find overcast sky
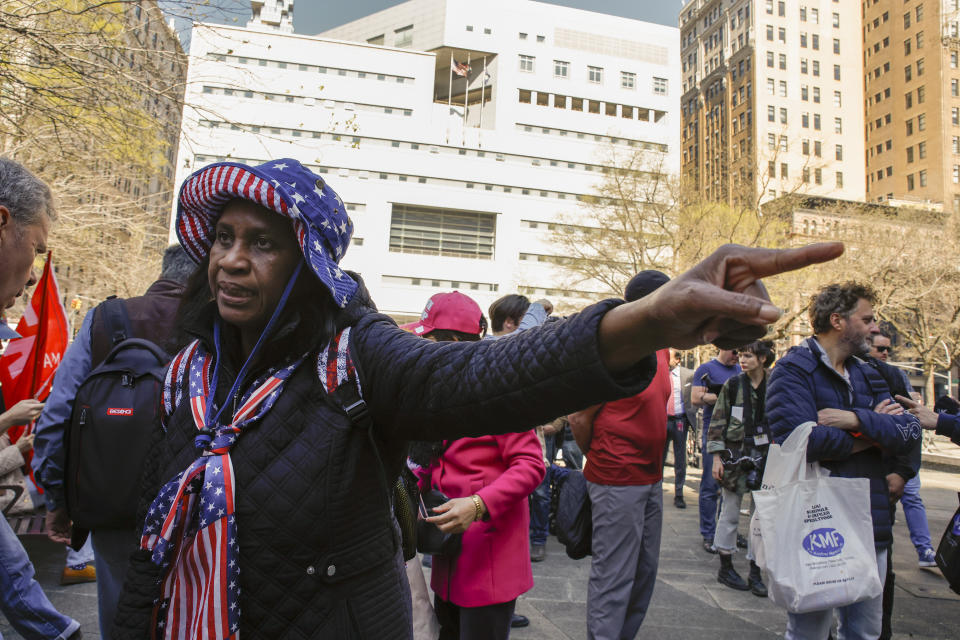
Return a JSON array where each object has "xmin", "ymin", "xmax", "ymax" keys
[{"xmin": 296, "ymin": 1, "xmax": 683, "ymax": 33}]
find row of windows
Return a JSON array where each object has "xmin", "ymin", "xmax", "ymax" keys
[
  {"xmin": 382, "ymin": 275, "xmax": 499, "ymax": 292},
  {"xmin": 767, "ymin": 162, "xmax": 843, "ymax": 188},
  {"xmin": 516, "ymin": 124, "xmax": 669, "ymax": 153},
  {"xmin": 199, "ymin": 119, "xmax": 620, "ymax": 174},
  {"xmin": 517, "ymin": 89, "xmax": 668, "ymax": 124},
  {"xmin": 389, "ymin": 203, "xmax": 495, "ymax": 260},
  {"xmin": 517, "ymin": 55, "xmax": 668, "ymax": 95},
  {"xmin": 205, "ymin": 52, "xmax": 415, "ymax": 84},
  {"xmin": 765, "ymin": 79, "xmax": 843, "ymax": 107},
  {"xmin": 200, "ymin": 85, "xmax": 412, "ymax": 116}
]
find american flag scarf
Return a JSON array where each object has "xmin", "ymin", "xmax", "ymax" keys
[{"xmin": 140, "ymin": 337, "xmax": 304, "ymax": 640}]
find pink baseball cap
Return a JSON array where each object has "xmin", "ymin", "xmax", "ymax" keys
[{"xmin": 401, "ymin": 291, "xmax": 484, "ymax": 336}]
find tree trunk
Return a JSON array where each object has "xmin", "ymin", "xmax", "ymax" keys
[{"xmin": 924, "ymin": 365, "xmax": 936, "ymax": 406}]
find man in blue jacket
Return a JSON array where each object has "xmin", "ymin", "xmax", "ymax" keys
[{"xmin": 766, "ymin": 282, "xmax": 921, "ymax": 640}]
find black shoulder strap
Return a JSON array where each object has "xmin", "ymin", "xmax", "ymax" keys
[
  {"xmin": 861, "ymin": 359, "xmax": 893, "ymax": 397},
  {"xmin": 99, "ymin": 297, "xmax": 133, "ymax": 347}
]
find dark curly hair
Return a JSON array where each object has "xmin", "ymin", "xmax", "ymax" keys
[{"xmin": 809, "ymin": 282, "xmax": 877, "ymax": 335}]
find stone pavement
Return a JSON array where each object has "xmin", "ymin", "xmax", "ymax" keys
[{"xmin": 3, "ymin": 465, "xmax": 959, "ymax": 639}]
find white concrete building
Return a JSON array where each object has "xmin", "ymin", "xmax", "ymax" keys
[{"xmin": 173, "ymin": 0, "xmax": 680, "ymax": 319}]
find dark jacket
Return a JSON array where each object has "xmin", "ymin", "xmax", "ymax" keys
[
  {"xmin": 935, "ymin": 414, "xmax": 960, "ymax": 446},
  {"xmin": 864, "ymin": 356, "xmax": 922, "ymax": 482},
  {"xmin": 112, "ymin": 282, "xmax": 654, "ymax": 639},
  {"xmin": 766, "ymin": 338, "xmax": 921, "ymax": 549},
  {"xmin": 90, "ymin": 279, "xmax": 183, "ymax": 362}
]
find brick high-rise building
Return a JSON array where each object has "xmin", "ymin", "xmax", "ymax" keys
[
  {"xmin": 863, "ymin": 0, "xmax": 960, "ymax": 212},
  {"xmin": 679, "ymin": 0, "xmax": 865, "ymax": 208}
]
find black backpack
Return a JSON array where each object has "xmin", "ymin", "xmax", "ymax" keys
[
  {"xmin": 64, "ymin": 298, "xmax": 170, "ymax": 533},
  {"xmin": 555, "ymin": 469, "xmax": 592, "ymax": 559}
]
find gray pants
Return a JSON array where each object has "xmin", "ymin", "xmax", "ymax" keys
[
  {"xmin": 586, "ymin": 481, "xmax": 662, "ymax": 640},
  {"xmin": 90, "ymin": 529, "xmax": 137, "ymax": 640},
  {"xmin": 715, "ymin": 488, "xmax": 753, "ymax": 559}
]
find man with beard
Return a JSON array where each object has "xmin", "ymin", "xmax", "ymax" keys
[{"xmin": 766, "ymin": 283, "xmax": 921, "ymax": 640}]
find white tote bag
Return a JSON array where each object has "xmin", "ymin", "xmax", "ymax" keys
[
  {"xmin": 405, "ymin": 559, "xmax": 440, "ymax": 640},
  {"xmin": 752, "ymin": 422, "xmax": 882, "ymax": 614}
]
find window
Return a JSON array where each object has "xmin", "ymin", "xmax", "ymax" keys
[
  {"xmin": 767, "ymin": 133, "xmax": 777, "ymax": 150},
  {"xmin": 836, "ymin": 172, "xmax": 843, "ymax": 188},
  {"xmin": 389, "ymin": 204, "xmax": 495, "ymax": 259},
  {"xmin": 918, "ymin": 113, "xmax": 926, "ymax": 131},
  {"xmin": 835, "ymin": 144, "xmax": 843, "ymax": 161},
  {"xmin": 919, "ymin": 170, "xmax": 928, "ymax": 187},
  {"xmin": 767, "ymin": 52, "xmax": 775, "ymax": 67},
  {"xmin": 779, "ymin": 54, "xmax": 787, "ymax": 70},
  {"xmin": 906, "ymin": 92, "xmax": 913, "ymax": 109},
  {"xmin": 767, "ymin": 78, "xmax": 775, "ymax": 95},
  {"xmin": 917, "ymin": 58, "xmax": 925, "ymax": 76},
  {"xmin": 906, "ymin": 118, "xmax": 914, "ymax": 135},
  {"xmin": 519, "ymin": 32, "xmax": 528, "ymax": 40},
  {"xmin": 588, "ymin": 66, "xmax": 603, "ymax": 83},
  {"xmin": 801, "ymin": 33, "xmax": 807, "ymax": 48},
  {"xmin": 801, "ymin": 58, "xmax": 808, "ymax": 74},
  {"xmin": 765, "ymin": 0, "xmax": 773, "ymax": 14},
  {"xmin": 832, "ymin": 12, "xmax": 839, "ymax": 28},
  {"xmin": 537, "ymin": 35, "xmax": 545, "ymax": 42},
  {"xmin": 621, "ymin": 71, "xmax": 636, "ymax": 89},
  {"xmin": 833, "ymin": 90, "xmax": 841, "ymax": 107},
  {"xmin": 801, "ymin": 85, "xmax": 809, "ymax": 101},
  {"xmin": 904, "ymin": 12, "xmax": 911, "ymax": 29},
  {"xmin": 394, "ymin": 25, "xmax": 413, "ymax": 47},
  {"xmin": 953, "ymin": 137, "xmax": 960, "ymax": 154},
  {"xmin": 803, "ymin": 167, "xmax": 811, "ymax": 183},
  {"xmin": 833, "ymin": 65, "xmax": 840, "ymax": 81},
  {"xmin": 802, "ymin": 139, "xmax": 810, "ymax": 155},
  {"xmin": 908, "ymin": 174, "xmax": 915, "ymax": 190},
  {"xmin": 916, "ymin": 31, "xmax": 924, "ymax": 48},
  {"xmin": 768, "ymin": 161, "xmax": 776, "ymax": 178},
  {"xmin": 801, "ymin": 112, "xmax": 809, "ymax": 127},
  {"xmin": 554, "ymin": 60, "xmax": 569, "ymax": 78},
  {"xmin": 905, "ymin": 65, "xmax": 912, "ymax": 82},
  {"xmin": 778, "ymin": 1, "xmax": 785, "ymax": 16},
  {"xmin": 834, "ymin": 117, "xmax": 842, "ymax": 133},
  {"xmin": 813, "ymin": 34, "xmax": 820, "ymax": 50},
  {"xmin": 811, "ymin": 8, "xmax": 818, "ymax": 23},
  {"xmin": 918, "ymin": 86, "xmax": 925, "ymax": 103},
  {"xmin": 781, "ymin": 163, "xmax": 788, "ymax": 178},
  {"xmin": 953, "ymin": 52, "xmax": 958, "ymax": 69},
  {"xmin": 919, "ymin": 140, "xmax": 927, "ymax": 158},
  {"xmin": 954, "ymin": 107, "xmax": 960, "ymax": 126},
  {"xmin": 465, "ymin": 25, "xmax": 473, "ymax": 31},
  {"xmin": 815, "ymin": 168, "xmax": 822, "ymax": 185},
  {"xmin": 814, "ymin": 140, "xmax": 822, "ymax": 157},
  {"xmin": 519, "ymin": 89, "xmax": 532, "ymax": 103},
  {"xmin": 519, "ymin": 55, "xmax": 535, "ymax": 72},
  {"xmin": 953, "ymin": 79, "xmax": 958, "ymax": 97},
  {"xmin": 916, "ymin": 5, "xmax": 924, "ymax": 21},
  {"xmin": 830, "ymin": 38, "xmax": 837, "ymax": 54},
  {"xmin": 814, "ymin": 113, "xmax": 821, "ymax": 130},
  {"xmin": 653, "ymin": 77, "xmax": 668, "ymax": 95},
  {"xmin": 813, "ymin": 61, "xmax": 820, "ymax": 76},
  {"xmin": 778, "ymin": 27, "xmax": 786, "ymax": 43},
  {"xmin": 904, "ymin": 39, "xmax": 912, "ymax": 55},
  {"xmin": 768, "ymin": 105, "xmax": 776, "ymax": 122},
  {"xmin": 766, "ymin": 25, "xmax": 774, "ymax": 40},
  {"xmin": 907, "ymin": 146, "xmax": 915, "ymax": 163},
  {"xmin": 779, "ymin": 80, "xmax": 787, "ymax": 97},
  {"xmin": 779, "ymin": 135, "xmax": 788, "ymax": 151},
  {"xmin": 954, "ymin": 166, "xmax": 960, "ymax": 184}
]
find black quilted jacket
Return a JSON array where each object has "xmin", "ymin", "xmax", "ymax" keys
[{"xmin": 112, "ymin": 284, "xmax": 655, "ymax": 639}]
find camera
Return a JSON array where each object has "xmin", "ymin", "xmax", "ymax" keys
[{"xmin": 720, "ymin": 447, "xmax": 765, "ymax": 491}]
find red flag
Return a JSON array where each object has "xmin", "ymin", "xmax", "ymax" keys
[{"xmin": 0, "ymin": 252, "xmax": 68, "ymax": 444}]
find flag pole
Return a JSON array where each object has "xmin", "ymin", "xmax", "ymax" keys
[
  {"xmin": 463, "ymin": 51, "xmax": 471, "ymax": 140},
  {"xmin": 479, "ymin": 56, "xmax": 487, "ymax": 132},
  {"xmin": 447, "ymin": 51, "xmax": 454, "ymax": 143},
  {"xmin": 29, "ymin": 253, "xmax": 51, "ymax": 403}
]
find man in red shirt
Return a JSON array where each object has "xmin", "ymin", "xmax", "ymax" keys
[{"xmin": 569, "ymin": 271, "xmax": 671, "ymax": 640}]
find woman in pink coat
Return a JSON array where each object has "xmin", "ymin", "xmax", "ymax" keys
[{"xmin": 403, "ymin": 291, "xmax": 546, "ymax": 640}]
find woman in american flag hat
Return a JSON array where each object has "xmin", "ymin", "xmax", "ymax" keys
[{"xmin": 111, "ymin": 158, "xmax": 840, "ymax": 639}]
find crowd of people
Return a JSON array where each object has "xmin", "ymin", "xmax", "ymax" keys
[{"xmin": 0, "ymin": 154, "xmax": 957, "ymax": 640}]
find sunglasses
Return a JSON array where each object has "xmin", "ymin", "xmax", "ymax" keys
[{"xmin": 875, "ymin": 345, "xmax": 891, "ymax": 353}]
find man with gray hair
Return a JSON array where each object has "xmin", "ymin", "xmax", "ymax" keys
[
  {"xmin": 0, "ymin": 158, "xmax": 82, "ymax": 638},
  {"xmin": 32, "ymin": 245, "xmax": 194, "ymax": 639},
  {"xmin": 0, "ymin": 157, "xmax": 56, "ymax": 311}
]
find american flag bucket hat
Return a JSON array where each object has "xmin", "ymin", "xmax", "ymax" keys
[{"xmin": 176, "ymin": 158, "xmax": 358, "ymax": 308}]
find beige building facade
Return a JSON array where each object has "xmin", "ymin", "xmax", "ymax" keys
[
  {"xmin": 680, "ymin": 0, "xmax": 865, "ymax": 208},
  {"xmin": 863, "ymin": 0, "xmax": 960, "ymax": 212}
]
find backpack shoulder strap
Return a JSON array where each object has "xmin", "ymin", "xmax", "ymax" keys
[
  {"xmin": 98, "ymin": 297, "xmax": 133, "ymax": 347},
  {"xmin": 860, "ymin": 359, "xmax": 892, "ymax": 397},
  {"xmin": 317, "ymin": 327, "xmax": 371, "ymax": 428}
]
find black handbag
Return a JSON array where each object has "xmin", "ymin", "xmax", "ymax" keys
[
  {"xmin": 935, "ymin": 492, "xmax": 960, "ymax": 595},
  {"xmin": 415, "ymin": 490, "xmax": 462, "ymax": 557}
]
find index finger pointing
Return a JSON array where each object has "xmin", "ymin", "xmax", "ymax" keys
[{"xmin": 737, "ymin": 242, "xmax": 845, "ymax": 280}]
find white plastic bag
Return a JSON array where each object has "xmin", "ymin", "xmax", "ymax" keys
[
  {"xmin": 752, "ymin": 422, "xmax": 882, "ymax": 613},
  {"xmin": 405, "ymin": 558, "xmax": 440, "ymax": 640}
]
